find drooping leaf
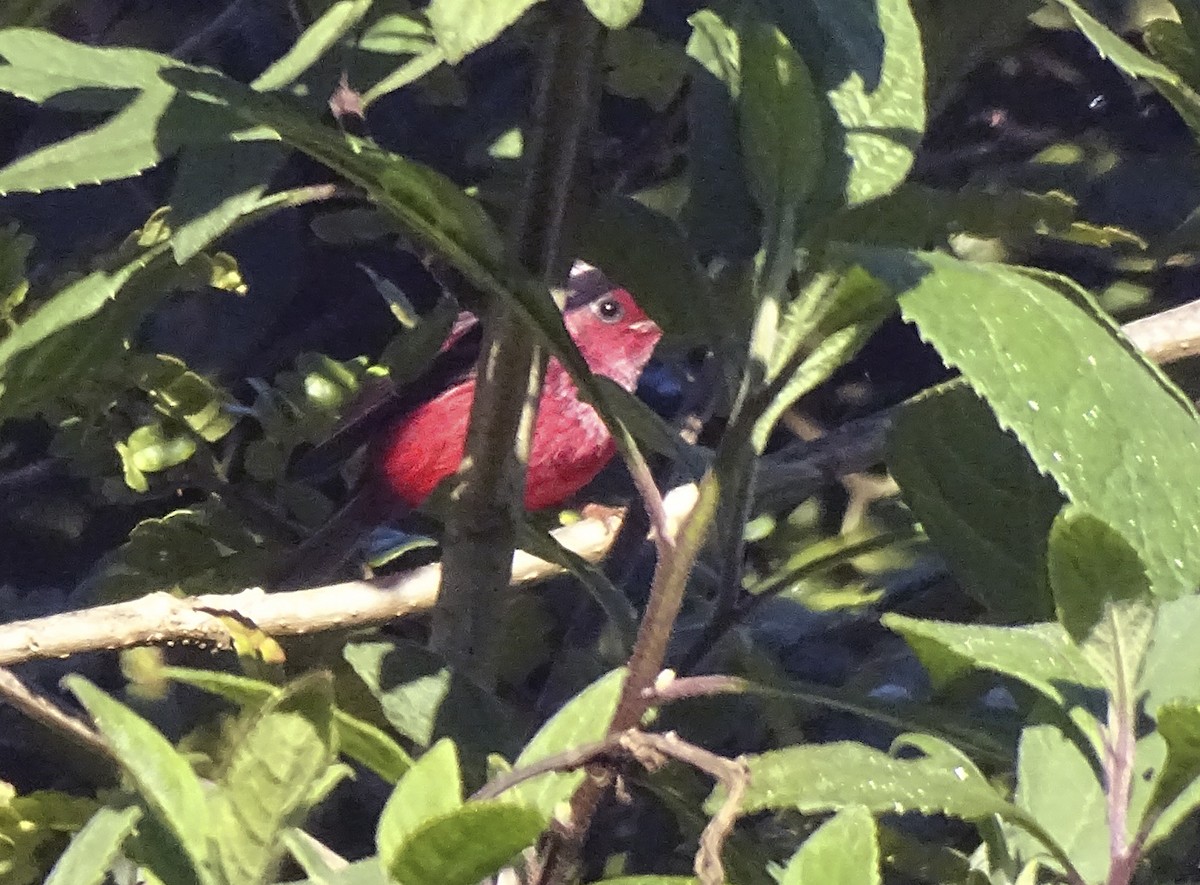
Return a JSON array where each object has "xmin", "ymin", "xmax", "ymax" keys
[
  {"xmin": 210, "ymin": 673, "xmax": 338, "ymax": 885},
  {"xmin": 873, "ymin": 249, "xmax": 1200, "ymax": 600},
  {"xmin": 888, "ymin": 384, "xmax": 1063, "ymax": 621},
  {"xmin": 708, "ymin": 733, "xmax": 1065, "ymax": 862},
  {"xmin": 377, "ymin": 739, "xmax": 462, "ymax": 869},
  {"xmin": 882, "ymin": 614, "xmax": 1104, "ymax": 704},
  {"xmin": 386, "ymin": 801, "xmax": 547, "ymax": 885},
  {"xmin": 780, "ymin": 805, "xmax": 879, "ymax": 885},
  {"xmin": 65, "ymin": 677, "xmax": 210, "ymax": 879},
  {"xmin": 43, "ymin": 805, "xmax": 142, "ymax": 885}
]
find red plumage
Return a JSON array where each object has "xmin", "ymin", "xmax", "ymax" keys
[{"xmin": 376, "ymin": 272, "xmax": 661, "ymax": 510}]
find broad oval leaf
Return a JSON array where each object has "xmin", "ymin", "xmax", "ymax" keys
[
  {"xmin": 780, "ymin": 805, "xmax": 879, "ymax": 885},
  {"xmin": 506, "ymin": 668, "xmax": 625, "ymax": 815},
  {"xmin": 874, "ymin": 249, "xmax": 1200, "ymax": 600},
  {"xmin": 387, "ymin": 801, "xmax": 548, "ymax": 885},
  {"xmin": 377, "ymin": 739, "xmax": 463, "ymax": 870},
  {"xmin": 427, "ymin": 0, "xmax": 541, "ymax": 64}
]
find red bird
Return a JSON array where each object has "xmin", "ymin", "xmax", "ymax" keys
[{"xmin": 376, "ymin": 263, "xmax": 662, "ymax": 510}]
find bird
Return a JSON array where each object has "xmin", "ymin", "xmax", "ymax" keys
[{"xmin": 275, "ymin": 262, "xmax": 662, "ymax": 584}]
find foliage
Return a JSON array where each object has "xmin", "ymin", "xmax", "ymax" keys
[{"xmin": 5, "ymin": 0, "xmax": 1200, "ymax": 883}]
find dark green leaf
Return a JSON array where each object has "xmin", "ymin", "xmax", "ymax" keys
[
  {"xmin": 888, "ymin": 384, "xmax": 1062, "ymax": 621},
  {"xmin": 343, "ymin": 640, "xmax": 521, "ymax": 775},
  {"xmin": 738, "ymin": 20, "xmax": 823, "ymax": 221},
  {"xmin": 877, "ymin": 249, "xmax": 1200, "ymax": 600}
]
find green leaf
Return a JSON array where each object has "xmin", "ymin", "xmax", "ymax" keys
[
  {"xmin": 737, "ymin": 20, "xmax": 823, "ymax": 221},
  {"xmin": 426, "ymin": 0, "xmax": 541, "ymax": 64},
  {"xmin": 1048, "ymin": 508, "xmax": 1152, "ymax": 644},
  {"xmin": 132, "ymin": 354, "xmax": 238, "ymax": 444},
  {"xmin": 44, "ymin": 805, "xmax": 142, "ymax": 885},
  {"xmin": 1141, "ymin": 596, "xmax": 1200, "ymax": 714},
  {"xmin": 506, "ymin": 668, "xmax": 625, "ymax": 816},
  {"xmin": 877, "ymin": 249, "xmax": 1200, "ymax": 600},
  {"xmin": 1047, "ymin": 0, "xmax": 1200, "ymax": 137},
  {"xmin": 752, "ymin": 265, "xmax": 893, "ymax": 449},
  {"xmin": 343, "ymin": 640, "xmax": 521, "ymax": 775},
  {"xmin": 1149, "ymin": 702, "xmax": 1200, "ymax": 821},
  {"xmin": 574, "ymin": 195, "xmax": 713, "ymax": 342},
  {"xmin": 710, "ymin": 734, "xmax": 1058, "ymax": 852},
  {"xmin": 386, "ymin": 801, "xmax": 547, "ymax": 885},
  {"xmin": 65, "ymin": 677, "xmax": 210, "ymax": 879},
  {"xmin": 161, "ymin": 666, "xmax": 413, "ymax": 782},
  {"xmin": 603, "ymin": 27, "xmax": 687, "ymax": 111},
  {"xmin": 591, "ymin": 879, "xmax": 696, "ymax": 885},
  {"xmin": 210, "ymin": 673, "xmax": 338, "ymax": 885},
  {"xmin": 167, "ymin": 141, "xmax": 287, "ymax": 263},
  {"xmin": 583, "ymin": 0, "xmax": 642, "ymax": 29},
  {"xmin": 377, "ymin": 739, "xmax": 462, "ymax": 869},
  {"xmin": 513, "ymin": 517, "xmax": 638, "ymax": 650},
  {"xmin": 888, "ymin": 384, "xmax": 1062, "ymax": 620},
  {"xmin": 0, "ymin": 786, "xmax": 100, "ymax": 885},
  {"xmin": 0, "ymin": 29, "xmax": 258, "ymax": 194},
  {"xmin": 780, "ymin": 805, "xmax": 879, "ymax": 885},
  {"xmin": 118, "ymin": 423, "xmax": 197, "ymax": 488},
  {"xmin": 882, "ymin": 614, "xmax": 1104, "ymax": 703},
  {"xmin": 1010, "ymin": 724, "xmax": 1108, "ymax": 883},
  {"xmin": 767, "ymin": 0, "xmax": 925, "ymax": 206},
  {"xmin": 253, "ymin": 0, "xmax": 375, "ymax": 91}
]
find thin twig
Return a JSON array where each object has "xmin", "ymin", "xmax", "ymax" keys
[
  {"xmin": 475, "ymin": 729, "xmax": 748, "ymax": 885},
  {"xmin": 0, "ymin": 667, "xmax": 113, "ymax": 762}
]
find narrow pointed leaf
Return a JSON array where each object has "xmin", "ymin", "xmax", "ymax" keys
[
  {"xmin": 161, "ymin": 665, "xmax": 413, "ymax": 782},
  {"xmin": 65, "ymin": 677, "xmax": 209, "ymax": 875},
  {"xmin": 253, "ymin": 0, "xmax": 375, "ymax": 91},
  {"xmin": 44, "ymin": 805, "xmax": 142, "ymax": 885}
]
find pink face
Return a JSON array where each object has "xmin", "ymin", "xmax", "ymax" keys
[{"xmin": 563, "ymin": 285, "xmax": 662, "ymax": 391}]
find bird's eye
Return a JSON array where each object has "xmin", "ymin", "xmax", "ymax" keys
[{"xmin": 595, "ymin": 297, "xmax": 624, "ymax": 323}]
